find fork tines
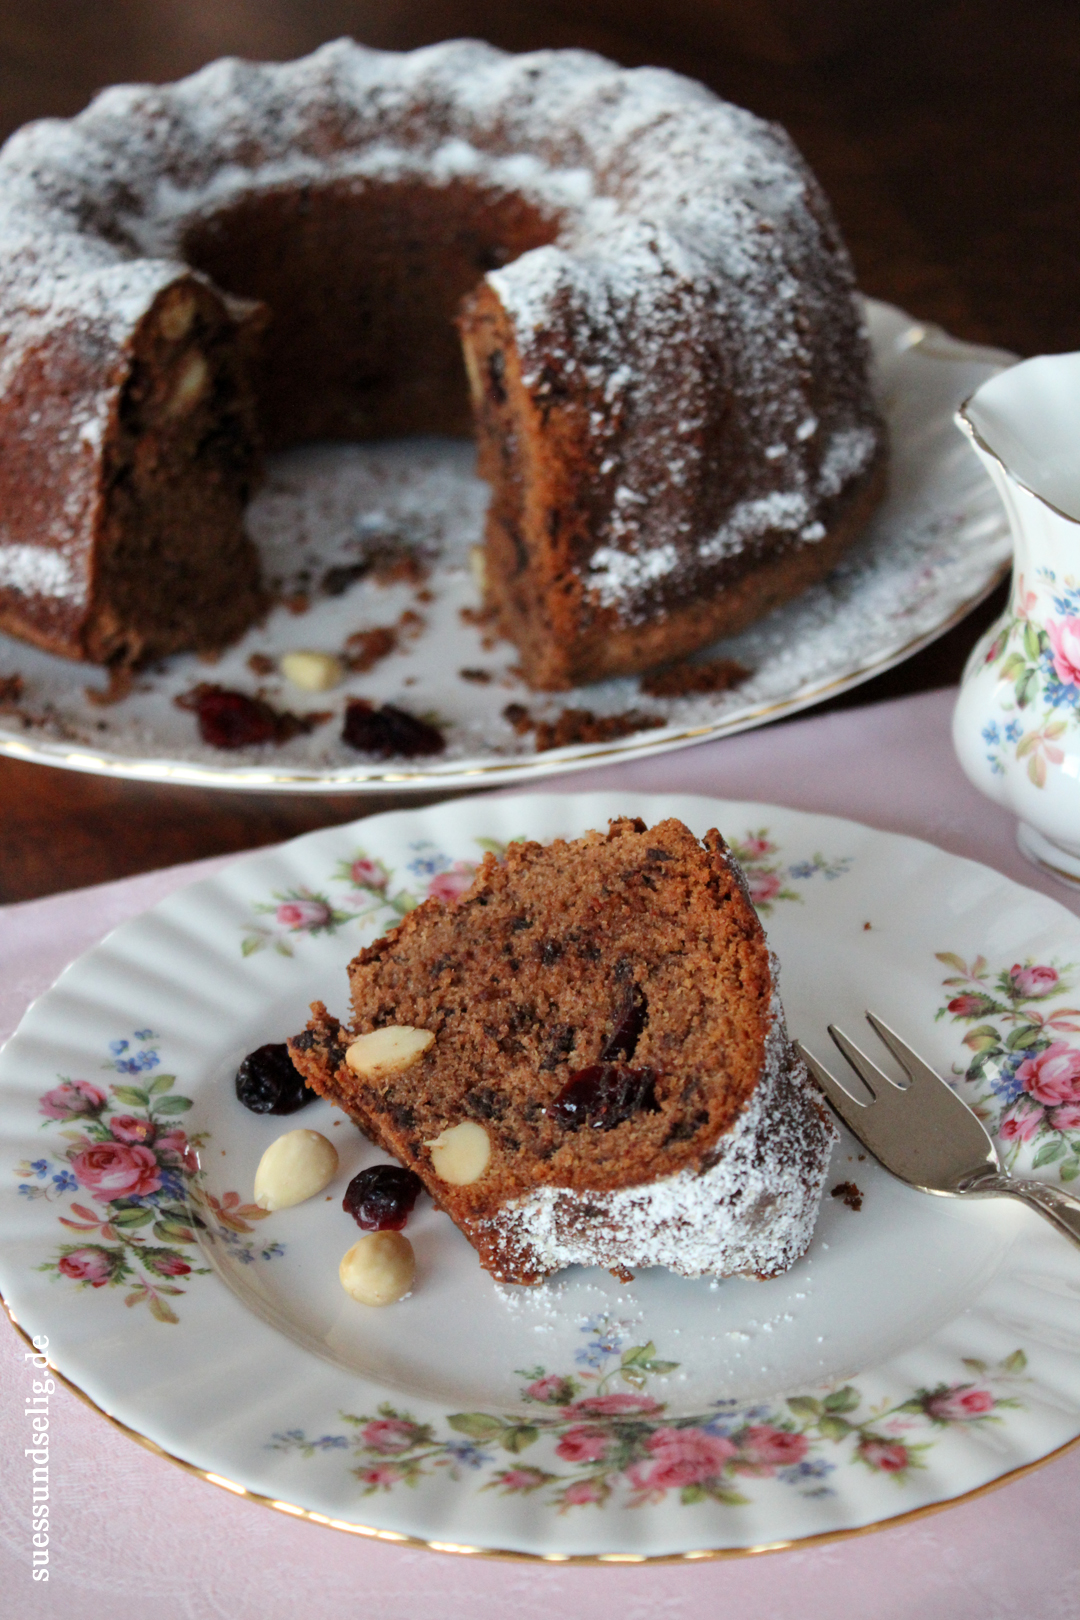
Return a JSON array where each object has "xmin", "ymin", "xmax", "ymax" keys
[{"xmin": 795, "ymin": 1010, "xmax": 935, "ymax": 1129}]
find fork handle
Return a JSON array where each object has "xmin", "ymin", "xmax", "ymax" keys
[{"xmin": 970, "ymin": 1173, "xmax": 1080, "ymax": 1251}]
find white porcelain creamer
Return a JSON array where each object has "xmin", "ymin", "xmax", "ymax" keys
[{"xmin": 953, "ymin": 353, "xmax": 1080, "ymax": 886}]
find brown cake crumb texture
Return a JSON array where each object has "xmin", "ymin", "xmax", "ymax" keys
[
  {"xmin": 0, "ymin": 673, "xmax": 25, "ymax": 710},
  {"xmin": 503, "ymin": 703, "xmax": 665, "ymax": 751},
  {"xmin": 640, "ymin": 658, "xmax": 750, "ymax": 699},
  {"xmin": 289, "ymin": 815, "xmax": 835, "ymax": 1283}
]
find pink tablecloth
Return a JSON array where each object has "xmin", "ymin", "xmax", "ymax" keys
[{"xmin": 3, "ymin": 686, "xmax": 1079, "ymax": 1620}]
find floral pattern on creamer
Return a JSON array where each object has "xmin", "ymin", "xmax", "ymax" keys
[
  {"xmin": 936, "ymin": 953, "xmax": 1080, "ymax": 1181},
  {"xmin": 14, "ymin": 1029, "xmax": 282, "ymax": 1324},
  {"xmin": 239, "ymin": 829, "xmax": 853, "ymax": 951},
  {"xmin": 980, "ymin": 571, "xmax": 1080, "ymax": 785},
  {"xmin": 268, "ymin": 1315, "xmax": 1026, "ymax": 1512}
]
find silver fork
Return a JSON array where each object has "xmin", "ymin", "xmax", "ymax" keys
[{"xmin": 796, "ymin": 1011, "xmax": 1080, "ymax": 1251}]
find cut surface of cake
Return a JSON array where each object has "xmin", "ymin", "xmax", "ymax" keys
[
  {"xmin": 288, "ymin": 815, "xmax": 837, "ymax": 1283},
  {"xmin": 0, "ymin": 39, "xmax": 883, "ymax": 682}
]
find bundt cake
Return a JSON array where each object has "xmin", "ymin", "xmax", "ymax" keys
[
  {"xmin": 288, "ymin": 816, "xmax": 837, "ymax": 1283},
  {"xmin": 0, "ymin": 39, "xmax": 884, "ymax": 684}
]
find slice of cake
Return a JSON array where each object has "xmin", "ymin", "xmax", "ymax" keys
[{"xmin": 288, "ymin": 816, "xmax": 836, "ymax": 1283}]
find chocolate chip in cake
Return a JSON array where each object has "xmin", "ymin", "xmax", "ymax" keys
[
  {"xmin": 539, "ymin": 1023, "xmax": 577, "ymax": 1071},
  {"xmin": 464, "ymin": 1085, "xmax": 507, "ymax": 1120}
]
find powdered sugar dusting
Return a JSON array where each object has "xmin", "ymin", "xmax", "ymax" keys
[
  {"xmin": 485, "ymin": 973, "xmax": 838, "ymax": 1282},
  {"xmin": 0, "ymin": 36, "xmax": 881, "ymax": 634},
  {"xmin": 0, "ymin": 302, "xmax": 1011, "ymax": 778},
  {"xmin": 0, "ymin": 543, "xmax": 80, "ymax": 599}
]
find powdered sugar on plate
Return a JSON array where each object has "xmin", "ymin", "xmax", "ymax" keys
[{"xmin": 0, "ymin": 299, "xmax": 1011, "ymax": 789}]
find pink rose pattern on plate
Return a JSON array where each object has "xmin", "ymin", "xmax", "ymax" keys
[
  {"xmin": 14, "ymin": 1030, "xmax": 284, "ymax": 1324},
  {"xmin": 726, "ymin": 831, "xmax": 852, "ymax": 915},
  {"xmin": 269, "ymin": 1316, "xmax": 1027, "ymax": 1513},
  {"xmin": 979, "ymin": 571, "xmax": 1080, "ymax": 787},
  {"xmin": 238, "ymin": 837, "xmax": 509, "ymax": 956},
  {"xmin": 240, "ymin": 828, "xmax": 853, "ymax": 954},
  {"xmin": 936, "ymin": 952, "xmax": 1080, "ymax": 1181}
]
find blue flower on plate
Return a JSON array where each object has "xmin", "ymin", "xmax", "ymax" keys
[{"xmin": 445, "ymin": 1440, "xmax": 493, "ymax": 1469}]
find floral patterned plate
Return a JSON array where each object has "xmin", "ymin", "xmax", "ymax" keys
[
  {"xmin": 2, "ymin": 792, "xmax": 1080, "ymax": 1562},
  {"xmin": 0, "ymin": 300, "xmax": 1013, "ymax": 792}
]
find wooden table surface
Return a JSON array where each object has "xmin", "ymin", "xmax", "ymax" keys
[{"xmin": 2, "ymin": 0, "xmax": 1075, "ymax": 904}]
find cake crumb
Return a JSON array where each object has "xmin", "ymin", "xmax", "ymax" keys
[
  {"xmin": 85, "ymin": 665, "xmax": 134, "ymax": 707},
  {"xmin": 537, "ymin": 708, "xmax": 665, "ymax": 751},
  {"xmin": 321, "ymin": 561, "xmax": 370, "ymax": 598},
  {"xmin": 0, "ymin": 673, "xmax": 25, "ymax": 710},
  {"xmin": 460, "ymin": 602, "xmax": 503, "ymax": 650},
  {"xmin": 503, "ymin": 703, "xmax": 665, "ymax": 749},
  {"xmin": 373, "ymin": 551, "xmax": 427, "ymax": 587},
  {"xmin": 502, "ymin": 702, "xmax": 533, "ymax": 735},
  {"xmin": 247, "ymin": 652, "xmax": 276, "ymax": 676},
  {"xmin": 830, "ymin": 1181, "xmax": 863, "ymax": 1212},
  {"xmin": 640, "ymin": 658, "xmax": 750, "ymax": 698},
  {"xmin": 460, "ymin": 667, "xmax": 492, "ymax": 684},
  {"xmin": 344, "ymin": 625, "xmax": 397, "ymax": 673}
]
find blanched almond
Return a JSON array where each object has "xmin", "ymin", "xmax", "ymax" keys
[
  {"xmin": 468, "ymin": 544, "xmax": 487, "ymax": 595},
  {"xmin": 425, "ymin": 1120, "xmax": 491, "ymax": 1186},
  {"xmin": 345, "ymin": 1026, "xmax": 434, "ymax": 1080},
  {"xmin": 462, "ymin": 342, "xmax": 483, "ymax": 409},
  {"xmin": 340, "ymin": 1232, "xmax": 415, "ymax": 1305},
  {"xmin": 280, "ymin": 650, "xmax": 344, "ymax": 692},
  {"xmin": 158, "ymin": 287, "xmax": 198, "ymax": 343},
  {"xmin": 166, "ymin": 350, "xmax": 209, "ymax": 415},
  {"xmin": 254, "ymin": 1129, "xmax": 338, "ymax": 1211}
]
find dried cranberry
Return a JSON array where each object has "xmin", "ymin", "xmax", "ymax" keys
[
  {"xmin": 176, "ymin": 684, "xmax": 330, "ymax": 749},
  {"xmin": 343, "ymin": 1165, "xmax": 424, "ymax": 1230},
  {"xmin": 182, "ymin": 686, "xmax": 279, "ymax": 749},
  {"xmin": 600, "ymin": 984, "xmax": 647, "ymax": 1063},
  {"xmin": 549, "ymin": 1063, "xmax": 660, "ymax": 1131},
  {"xmin": 235, "ymin": 1043, "xmax": 314, "ymax": 1114},
  {"xmin": 342, "ymin": 700, "xmax": 446, "ymax": 759}
]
